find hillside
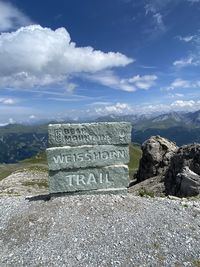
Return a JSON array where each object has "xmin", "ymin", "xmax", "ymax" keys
[
  {"xmin": 0, "ymin": 124, "xmax": 48, "ymax": 163},
  {"xmin": 0, "ymin": 152, "xmax": 48, "ymax": 182}
]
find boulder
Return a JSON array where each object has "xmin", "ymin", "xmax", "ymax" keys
[
  {"xmin": 136, "ymin": 136, "xmax": 178, "ymax": 182},
  {"xmin": 165, "ymin": 144, "xmax": 200, "ymax": 197}
]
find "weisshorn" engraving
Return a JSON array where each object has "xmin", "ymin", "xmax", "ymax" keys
[{"xmin": 53, "ymin": 149, "xmax": 126, "ymax": 164}]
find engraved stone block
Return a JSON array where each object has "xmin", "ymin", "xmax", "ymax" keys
[
  {"xmin": 48, "ymin": 165, "xmax": 129, "ymax": 193},
  {"xmin": 48, "ymin": 122, "xmax": 132, "ymax": 147},
  {"xmin": 46, "ymin": 145, "xmax": 129, "ymax": 171}
]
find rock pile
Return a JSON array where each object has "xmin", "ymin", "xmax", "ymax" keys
[
  {"xmin": 136, "ymin": 136, "xmax": 178, "ymax": 182},
  {"xmin": 46, "ymin": 122, "xmax": 132, "ymax": 195},
  {"xmin": 165, "ymin": 144, "xmax": 200, "ymax": 197},
  {"xmin": 134, "ymin": 136, "xmax": 200, "ymax": 197}
]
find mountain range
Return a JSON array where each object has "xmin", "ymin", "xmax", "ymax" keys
[{"xmin": 1, "ymin": 110, "xmax": 200, "ymax": 163}]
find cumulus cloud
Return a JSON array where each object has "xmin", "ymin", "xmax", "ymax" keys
[
  {"xmin": 94, "ymin": 102, "xmax": 132, "ymax": 115},
  {"xmin": 85, "ymin": 71, "xmax": 157, "ymax": 92},
  {"xmin": 90, "ymin": 99, "xmax": 200, "ymax": 117},
  {"xmin": 0, "ymin": 1, "xmax": 32, "ymax": 31},
  {"xmin": 0, "ymin": 25, "xmax": 133, "ymax": 89},
  {"xmin": 128, "ymin": 74, "xmax": 157, "ymax": 90},
  {"xmin": 170, "ymin": 100, "xmax": 196, "ymax": 108}
]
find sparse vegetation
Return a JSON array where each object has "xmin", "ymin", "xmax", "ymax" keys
[
  {"xmin": 128, "ymin": 143, "xmax": 142, "ymax": 178},
  {"xmin": 22, "ymin": 179, "xmax": 48, "ymax": 188},
  {"xmin": 193, "ymin": 259, "xmax": 200, "ymax": 267},
  {"xmin": 138, "ymin": 188, "xmax": 155, "ymax": 198}
]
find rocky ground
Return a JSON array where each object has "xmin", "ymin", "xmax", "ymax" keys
[
  {"xmin": 0, "ymin": 193, "xmax": 200, "ymax": 267},
  {"xmin": 0, "ymin": 170, "xmax": 48, "ymax": 196},
  {"xmin": 1, "ymin": 135, "xmax": 200, "ymax": 266}
]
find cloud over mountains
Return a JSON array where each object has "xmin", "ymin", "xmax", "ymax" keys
[{"xmin": 0, "ymin": 25, "xmax": 133, "ymax": 89}]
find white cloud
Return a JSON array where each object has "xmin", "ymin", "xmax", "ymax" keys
[
  {"xmin": 177, "ymin": 35, "xmax": 195, "ymax": 42},
  {"xmin": 0, "ymin": 1, "xmax": 32, "ymax": 31},
  {"xmin": 29, "ymin": 115, "xmax": 36, "ymax": 119},
  {"xmin": 144, "ymin": 2, "xmax": 168, "ymax": 33},
  {"xmin": 85, "ymin": 71, "xmax": 157, "ymax": 92},
  {"xmin": 174, "ymin": 31, "xmax": 200, "ymax": 67},
  {"xmin": 0, "ymin": 25, "xmax": 133, "ymax": 89},
  {"xmin": 163, "ymin": 78, "xmax": 200, "ymax": 91},
  {"xmin": 85, "ymin": 71, "xmax": 135, "ymax": 92},
  {"xmin": 187, "ymin": 0, "xmax": 200, "ymax": 3},
  {"xmin": 0, "ymin": 97, "xmax": 16, "ymax": 105},
  {"xmin": 171, "ymin": 78, "xmax": 192, "ymax": 89},
  {"xmin": 166, "ymin": 93, "xmax": 184, "ymax": 99},
  {"xmin": 128, "ymin": 74, "xmax": 157, "ymax": 90},
  {"xmin": 95, "ymin": 102, "xmax": 132, "ymax": 115},
  {"xmin": 173, "ymin": 56, "xmax": 195, "ymax": 67},
  {"xmin": 170, "ymin": 100, "xmax": 196, "ymax": 108},
  {"xmin": 8, "ymin": 117, "xmax": 15, "ymax": 124},
  {"xmin": 153, "ymin": 13, "xmax": 165, "ymax": 31},
  {"xmin": 91, "ymin": 99, "xmax": 200, "ymax": 117}
]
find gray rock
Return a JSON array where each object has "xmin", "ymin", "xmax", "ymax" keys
[
  {"xmin": 46, "ymin": 145, "xmax": 129, "ymax": 171},
  {"xmin": 49, "ymin": 165, "xmax": 129, "ymax": 193},
  {"xmin": 176, "ymin": 167, "xmax": 200, "ymax": 197},
  {"xmin": 136, "ymin": 136, "xmax": 177, "ymax": 182},
  {"xmin": 48, "ymin": 122, "xmax": 132, "ymax": 147},
  {"xmin": 165, "ymin": 144, "xmax": 200, "ymax": 197}
]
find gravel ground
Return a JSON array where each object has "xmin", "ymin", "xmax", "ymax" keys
[{"xmin": 0, "ymin": 194, "xmax": 200, "ymax": 267}]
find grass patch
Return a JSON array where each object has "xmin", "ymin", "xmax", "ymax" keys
[
  {"xmin": 128, "ymin": 143, "xmax": 142, "ymax": 178},
  {"xmin": 193, "ymin": 259, "xmax": 200, "ymax": 267},
  {"xmin": 138, "ymin": 188, "xmax": 155, "ymax": 198},
  {"xmin": 21, "ymin": 151, "xmax": 47, "ymax": 164},
  {"xmin": 22, "ymin": 179, "xmax": 48, "ymax": 188},
  {"xmin": 0, "ymin": 169, "xmax": 13, "ymax": 181}
]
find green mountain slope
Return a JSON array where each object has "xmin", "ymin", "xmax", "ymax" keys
[
  {"xmin": 0, "ymin": 152, "xmax": 48, "ymax": 181},
  {"xmin": 128, "ymin": 143, "xmax": 142, "ymax": 178}
]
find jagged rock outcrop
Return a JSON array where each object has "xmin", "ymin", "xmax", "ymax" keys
[
  {"xmin": 165, "ymin": 144, "xmax": 200, "ymax": 197},
  {"xmin": 134, "ymin": 136, "xmax": 200, "ymax": 197},
  {"xmin": 136, "ymin": 135, "xmax": 178, "ymax": 182}
]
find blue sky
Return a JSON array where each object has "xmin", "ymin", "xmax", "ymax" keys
[{"xmin": 0, "ymin": 0, "xmax": 200, "ymax": 124}]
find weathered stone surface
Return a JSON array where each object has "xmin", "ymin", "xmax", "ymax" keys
[
  {"xmin": 175, "ymin": 167, "xmax": 200, "ymax": 197},
  {"xmin": 136, "ymin": 135, "xmax": 177, "ymax": 182},
  {"xmin": 46, "ymin": 145, "xmax": 129, "ymax": 171},
  {"xmin": 48, "ymin": 122, "xmax": 132, "ymax": 147},
  {"xmin": 165, "ymin": 144, "xmax": 200, "ymax": 197},
  {"xmin": 49, "ymin": 165, "xmax": 129, "ymax": 193}
]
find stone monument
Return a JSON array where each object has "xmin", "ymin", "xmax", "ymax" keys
[{"xmin": 46, "ymin": 122, "xmax": 132, "ymax": 195}]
